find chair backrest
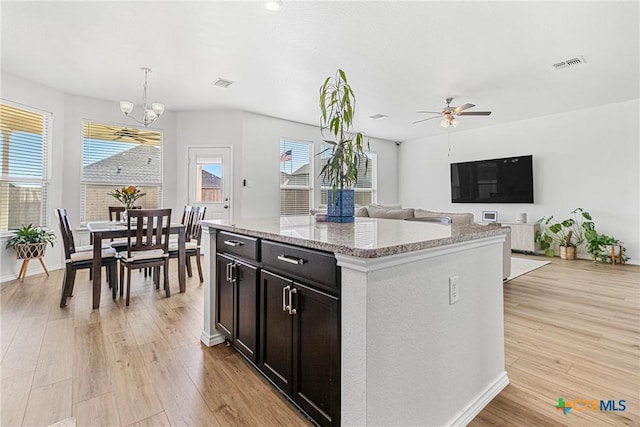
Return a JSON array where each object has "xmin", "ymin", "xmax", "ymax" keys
[
  {"xmin": 190, "ymin": 206, "xmax": 207, "ymax": 243},
  {"xmin": 181, "ymin": 205, "xmax": 194, "ymax": 226},
  {"xmin": 125, "ymin": 208, "xmax": 172, "ymax": 256},
  {"xmin": 109, "ymin": 205, "xmax": 141, "ymax": 221},
  {"xmin": 56, "ymin": 208, "xmax": 76, "ymax": 260}
]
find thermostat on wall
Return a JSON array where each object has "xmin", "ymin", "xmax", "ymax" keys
[{"xmin": 482, "ymin": 211, "xmax": 498, "ymax": 222}]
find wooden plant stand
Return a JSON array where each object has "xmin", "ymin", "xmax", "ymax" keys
[{"xmin": 16, "ymin": 243, "xmax": 50, "ymax": 282}]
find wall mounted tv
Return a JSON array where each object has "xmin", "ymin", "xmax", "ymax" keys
[{"xmin": 450, "ymin": 155, "xmax": 534, "ymax": 203}]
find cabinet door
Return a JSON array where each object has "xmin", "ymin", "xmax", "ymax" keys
[
  {"xmin": 234, "ymin": 261, "xmax": 259, "ymax": 363},
  {"xmin": 216, "ymin": 253, "xmax": 234, "ymax": 341},
  {"xmin": 292, "ymin": 283, "xmax": 340, "ymax": 427},
  {"xmin": 259, "ymin": 270, "xmax": 293, "ymax": 394}
]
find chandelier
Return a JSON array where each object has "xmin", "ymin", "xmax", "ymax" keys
[{"xmin": 119, "ymin": 67, "xmax": 165, "ymax": 127}]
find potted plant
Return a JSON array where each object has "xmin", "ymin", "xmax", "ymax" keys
[
  {"xmin": 6, "ymin": 224, "xmax": 56, "ymax": 281},
  {"xmin": 536, "ymin": 208, "xmax": 593, "ymax": 259},
  {"xmin": 319, "ymin": 69, "xmax": 369, "ymax": 222},
  {"xmin": 583, "ymin": 222, "xmax": 628, "ymax": 264},
  {"xmin": 107, "ymin": 185, "xmax": 146, "ymax": 210}
]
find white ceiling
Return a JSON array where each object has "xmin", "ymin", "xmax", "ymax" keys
[{"xmin": 1, "ymin": 1, "xmax": 638, "ymax": 141}]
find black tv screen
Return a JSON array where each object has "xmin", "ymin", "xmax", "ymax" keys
[{"xmin": 450, "ymin": 155, "xmax": 534, "ymax": 203}]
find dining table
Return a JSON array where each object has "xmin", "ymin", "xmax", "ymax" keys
[{"xmin": 86, "ymin": 221, "xmax": 186, "ymax": 309}]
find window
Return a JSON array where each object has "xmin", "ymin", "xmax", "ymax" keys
[
  {"xmin": 319, "ymin": 143, "xmax": 377, "ymax": 206},
  {"xmin": 279, "ymin": 139, "xmax": 313, "ymax": 216},
  {"xmin": 0, "ymin": 102, "xmax": 52, "ymax": 232},
  {"xmin": 194, "ymin": 155, "xmax": 223, "ymax": 203},
  {"xmin": 81, "ymin": 122, "xmax": 162, "ymax": 222}
]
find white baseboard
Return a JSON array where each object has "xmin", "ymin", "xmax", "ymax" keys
[
  {"xmin": 446, "ymin": 371, "xmax": 509, "ymax": 426},
  {"xmin": 1, "ymin": 263, "xmax": 64, "ymax": 284},
  {"xmin": 200, "ymin": 331, "xmax": 226, "ymax": 347}
]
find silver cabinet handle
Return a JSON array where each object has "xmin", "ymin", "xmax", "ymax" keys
[
  {"xmin": 289, "ymin": 288, "xmax": 297, "ymax": 315},
  {"xmin": 226, "ymin": 262, "xmax": 232, "ymax": 281},
  {"xmin": 282, "ymin": 285, "xmax": 290, "ymax": 312},
  {"xmin": 224, "ymin": 240, "xmax": 244, "ymax": 247},
  {"xmin": 277, "ymin": 254, "xmax": 306, "ymax": 265},
  {"xmin": 230, "ymin": 263, "xmax": 236, "ymax": 283}
]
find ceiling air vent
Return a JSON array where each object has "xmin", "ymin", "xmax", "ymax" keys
[
  {"xmin": 369, "ymin": 113, "xmax": 388, "ymax": 120},
  {"xmin": 553, "ymin": 56, "xmax": 586, "ymax": 70},
  {"xmin": 212, "ymin": 78, "xmax": 234, "ymax": 88}
]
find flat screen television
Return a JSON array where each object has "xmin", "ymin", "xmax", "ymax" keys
[{"xmin": 450, "ymin": 155, "xmax": 534, "ymax": 203}]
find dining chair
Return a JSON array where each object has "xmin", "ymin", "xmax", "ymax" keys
[
  {"xmin": 56, "ymin": 208, "xmax": 118, "ymax": 308},
  {"xmin": 117, "ymin": 208, "xmax": 172, "ymax": 306},
  {"xmin": 108, "ymin": 205, "xmax": 142, "ymax": 250},
  {"xmin": 168, "ymin": 205, "xmax": 206, "ymax": 282}
]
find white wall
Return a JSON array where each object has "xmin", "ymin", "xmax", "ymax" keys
[
  {"xmin": 1, "ymin": 73, "xmax": 397, "ymax": 281},
  {"xmin": 0, "ymin": 72, "xmax": 179, "ymax": 281},
  {"xmin": 1, "ymin": 72, "xmax": 65, "ymax": 281},
  {"xmin": 398, "ymin": 99, "xmax": 640, "ymax": 264}
]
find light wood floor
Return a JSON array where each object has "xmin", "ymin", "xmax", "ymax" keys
[{"xmin": 1, "ymin": 256, "xmax": 638, "ymax": 426}]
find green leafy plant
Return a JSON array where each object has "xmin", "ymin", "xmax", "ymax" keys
[
  {"xmin": 583, "ymin": 222, "xmax": 628, "ymax": 264},
  {"xmin": 5, "ymin": 224, "xmax": 56, "ymax": 249},
  {"xmin": 536, "ymin": 208, "xmax": 593, "ymax": 248},
  {"xmin": 534, "ymin": 229, "xmax": 555, "ymax": 256},
  {"xmin": 318, "ymin": 69, "xmax": 369, "ymax": 199}
]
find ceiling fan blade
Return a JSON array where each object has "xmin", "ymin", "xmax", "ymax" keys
[
  {"xmin": 416, "ymin": 111, "xmax": 442, "ymax": 114},
  {"xmin": 412, "ymin": 116, "xmax": 441, "ymax": 124},
  {"xmin": 454, "ymin": 103, "xmax": 475, "ymax": 114},
  {"xmin": 457, "ymin": 111, "xmax": 492, "ymax": 116}
]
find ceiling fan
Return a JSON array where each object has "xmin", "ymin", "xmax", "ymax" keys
[{"xmin": 413, "ymin": 97, "xmax": 492, "ymax": 128}]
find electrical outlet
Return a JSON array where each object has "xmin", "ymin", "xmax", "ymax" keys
[{"xmin": 449, "ymin": 276, "xmax": 459, "ymax": 305}]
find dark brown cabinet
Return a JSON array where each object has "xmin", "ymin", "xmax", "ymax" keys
[
  {"xmin": 215, "ymin": 253, "xmax": 259, "ymax": 363},
  {"xmin": 216, "ymin": 233, "xmax": 340, "ymax": 426},
  {"xmin": 260, "ymin": 269, "xmax": 340, "ymax": 427}
]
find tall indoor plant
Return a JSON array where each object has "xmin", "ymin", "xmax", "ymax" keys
[{"xmin": 319, "ymin": 69, "xmax": 369, "ymax": 222}]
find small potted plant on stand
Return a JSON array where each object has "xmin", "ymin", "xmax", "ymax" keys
[
  {"xmin": 5, "ymin": 224, "xmax": 56, "ymax": 282},
  {"xmin": 319, "ymin": 69, "xmax": 369, "ymax": 222},
  {"xmin": 583, "ymin": 221, "xmax": 629, "ymax": 264}
]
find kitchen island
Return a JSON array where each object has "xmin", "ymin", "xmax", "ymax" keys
[{"xmin": 201, "ymin": 216, "xmax": 509, "ymax": 426}]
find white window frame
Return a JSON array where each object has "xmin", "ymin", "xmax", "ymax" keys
[
  {"xmin": 319, "ymin": 144, "xmax": 377, "ymax": 206},
  {"xmin": 0, "ymin": 100, "xmax": 52, "ymax": 232},
  {"xmin": 80, "ymin": 120, "xmax": 163, "ymax": 223},
  {"xmin": 279, "ymin": 138, "xmax": 314, "ymax": 216}
]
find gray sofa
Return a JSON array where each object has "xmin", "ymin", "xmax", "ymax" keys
[{"xmin": 356, "ymin": 204, "xmax": 511, "ymax": 280}]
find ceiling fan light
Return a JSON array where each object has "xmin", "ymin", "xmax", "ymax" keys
[
  {"xmin": 451, "ymin": 118, "xmax": 458, "ymax": 128},
  {"xmin": 264, "ymin": 0, "xmax": 283, "ymax": 11},
  {"xmin": 440, "ymin": 117, "xmax": 450, "ymax": 128},
  {"xmin": 151, "ymin": 102, "xmax": 165, "ymax": 116},
  {"xmin": 120, "ymin": 101, "xmax": 134, "ymax": 115}
]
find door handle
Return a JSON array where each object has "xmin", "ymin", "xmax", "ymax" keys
[
  {"xmin": 226, "ymin": 262, "xmax": 232, "ymax": 281},
  {"xmin": 223, "ymin": 205, "xmax": 229, "ymax": 209},
  {"xmin": 277, "ymin": 254, "xmax": 306, "ymax": 265},
  {"xmin": 288, "ymin": 288, "xmax": 297, "ymax": 315},
  {"xmin": 282, "ymin": 285, "xmax": 290, "ymax": 312}
]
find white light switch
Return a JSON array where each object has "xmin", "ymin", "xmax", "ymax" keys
[{"xmin": 449, "ymin": 276, "xmax": 459, "ymax": 305}]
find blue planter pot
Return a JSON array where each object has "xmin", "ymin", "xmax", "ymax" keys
[{"xmin": 327, "ymin": 189, "xmax": 355, "ymax": 223}]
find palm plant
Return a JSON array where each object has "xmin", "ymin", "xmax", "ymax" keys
[{"xmin": 318, "ymin": 69, "xmax": 369, "ymax": 200}]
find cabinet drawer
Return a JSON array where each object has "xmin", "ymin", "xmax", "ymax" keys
[
  {"xmin": 261, "ymin": 240, "xmax": 338, "ymax": 292},
  {"xmin": 217, "ymin": 231, "xmax": 259, "ymax": 262}
]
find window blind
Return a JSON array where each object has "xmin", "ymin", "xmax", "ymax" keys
[
  {"xmin": 319, "ymin": 143, "xmax": 377, "ymax": 206},
  {"xmin": 0, "ymin": 101, "xmax": 52, "ymax": 231},
  {"xmin": 279, "ymin": 139, "xmax": 313, "ymax": 216},
  {"xmin": 81, "ymin": 121, "xmax": 163, "ymax": 222}
]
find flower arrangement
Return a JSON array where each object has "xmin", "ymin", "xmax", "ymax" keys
[{"xmin": 107, "ymin": 185, "xmax": 145, "ymax": 209}]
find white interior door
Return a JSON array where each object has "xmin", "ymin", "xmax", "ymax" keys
[{"xmin": 188, "ymin": 147, "xmax": 232, "ymax": 221}]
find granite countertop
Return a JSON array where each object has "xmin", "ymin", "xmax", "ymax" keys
[{"xmin": 202, "ymin": 216, "xmax": 508, "ymax": 258}]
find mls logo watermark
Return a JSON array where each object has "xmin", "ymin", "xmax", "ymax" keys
[{"xmin": 555, "ymin": 397, "xmax": 626, "ymax": 415}]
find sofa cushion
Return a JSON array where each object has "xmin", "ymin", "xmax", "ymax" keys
[
  {"xmin": 414, "ymin": 209, "xmax": 474, "ymax": 225},
  {"xmin": 367, "ymin": 205, "xmax": 415, "ymax": 220},
  {"xmin": 355, "ymin": 206, "xmax": 369, "ymax": 217}
]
